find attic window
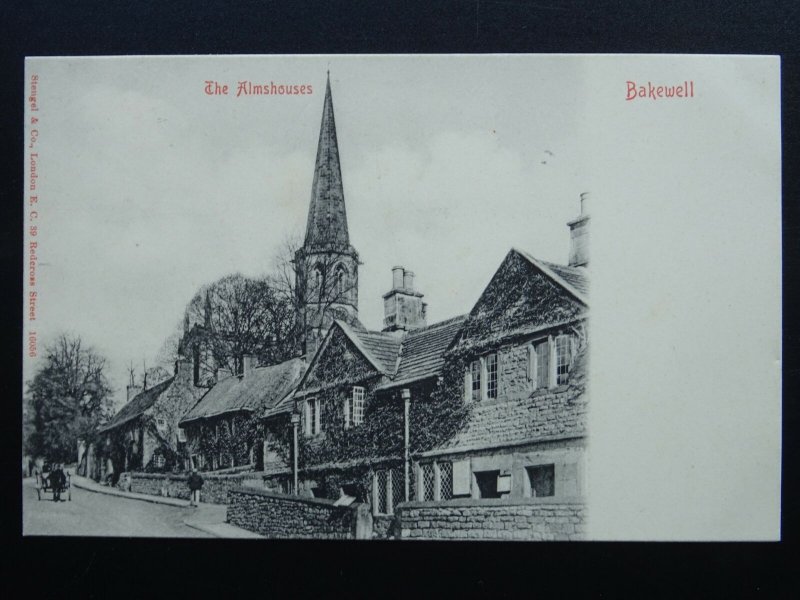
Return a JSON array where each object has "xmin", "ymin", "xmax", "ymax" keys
[{"xmin": 156, "ymin": 418, "xmax": 167, "ymax": 430}]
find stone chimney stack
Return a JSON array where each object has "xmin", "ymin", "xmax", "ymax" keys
[
  {"xmin": 174, "ymin": 358, "xmax": 193, "ymax": 382},
  {"xmin": 241, "ymin": 354, "xmax": 257, "ymax": 378},
  {"xmin": 567, "ymin": 192, "xmax": 590, "ymax": 268},
  {"xmin": 382, "ymin": 266, "xmax": 427, "ymax": 333}
]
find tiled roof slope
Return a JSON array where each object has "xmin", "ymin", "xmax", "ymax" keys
[
  {"xmin": 180, "ymin": 357, "xmax": 305, "ymax": 424},
  {"xmin": 438, "ymin": 347, "xmax": 588, "ymax": 453},
  {"xmin": 540, "ymin": 260, "xmax": 588, "ymax": 296},
  {"xmin": 98, "ymin": 377, "xmax": 174, "ymax": 432},
  {"xmin": 353, "ymin": 329, "xmax": 403, "ymax": 375},
  {"xmin": 378, "ymin": 316, "xmax": 467, "ymax": 390}
]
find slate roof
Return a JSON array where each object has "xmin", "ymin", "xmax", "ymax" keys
[
  {"xmin": 98, "ymin": 377, "xmax": 174, "ymax": 433},
  {"xmin": 180, "ymin": 357, "xmax": 306, "ymax": 424},
  {"xmin": 378, "ymin": 315, "xmax": 467, "ymax": 390}
]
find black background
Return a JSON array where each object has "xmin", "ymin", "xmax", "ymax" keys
[{"xmin": 1, "ymin": 1, "xmax": 797, "ymax": 596}]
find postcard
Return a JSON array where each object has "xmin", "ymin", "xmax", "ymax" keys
[{"xmin": 22, "ymin": 54, "xmax": 781, "ymax": 540}]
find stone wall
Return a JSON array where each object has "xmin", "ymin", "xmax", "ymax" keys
[
  {"xmin": 126, "ymin": 471, "xmax": 272, "ymax": 504},
  {"xmin": 227, "ymin": 487, "xmax": 372, "ymax": 539},
  {"xmin": 396, "ymin": 497, "xmax": 586, "ymax": 541}
]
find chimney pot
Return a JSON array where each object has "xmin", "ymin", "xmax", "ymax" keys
[
  {"xmin": 392, "ymin": 266, "xmax": 404, "ymax": 290},
  {"xmin": 580, "ymin": 192, "xmax": 589, "ymax": 216},
  {"xmin": 403, "ymin": 270, "xmax": 415, "ymax": 290}
]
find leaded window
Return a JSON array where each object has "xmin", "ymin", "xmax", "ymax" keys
[
  {"xmin": 375, "ymin": 469, "xmax": 389, "ymax": 514},
  {"xmin": 391, "ymin": 468, "xmax": 406, "ymax": 507},
  {"xmin": 486, "ymin": 353, "xmax": 498, "ymax": 399},
  {"xmin": 439, "ymin": 461, "xmax": 454, "ymax": 500},
  {"xmin": 421, "ymin": 463, "xmax": 435, "ymax": 501}
]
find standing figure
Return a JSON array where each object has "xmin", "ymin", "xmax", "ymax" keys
[
  {"xmin": 188, "ymin": 469, "xmax": 204, "ymax": 506},
  {"xmin": 50, "ymin": 463, "xmax": 67, "ymax": 502}
]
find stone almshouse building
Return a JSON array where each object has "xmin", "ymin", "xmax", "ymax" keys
[{"xmin": 102, "ymin": 74, "xmax": 589, "ymax": 539}]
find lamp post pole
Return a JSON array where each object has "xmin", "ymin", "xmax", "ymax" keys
[
  {"xmin": 291, "ymin": 413, "xmax": 300, "ymax": 495},
  {"xmin": 402, "ymin": 388, "xmax": 411, "ymax": 502}
]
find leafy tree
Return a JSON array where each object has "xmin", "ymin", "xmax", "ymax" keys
[{"xmin": 25, "ymin": 334, "xmax": 114, "ymax": 463}]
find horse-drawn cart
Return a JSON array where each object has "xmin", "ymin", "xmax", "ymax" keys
[{"xmin": 35, "ymin": 466, "xmax": 71, "ymax": 501}]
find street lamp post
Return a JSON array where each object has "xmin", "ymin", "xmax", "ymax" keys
[
  {"xmin": 290, "ymin": 412, "xmax": 300, "ymax": 495},
  {"xmin": 401, "ymin": 388, "xmax": 411, "ymax": 502}
]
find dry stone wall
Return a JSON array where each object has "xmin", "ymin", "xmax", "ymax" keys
[
  {"xmin": 227, "ymin": 487, "xmax": 372, "ymax": 539},
  {"xmin": 126, "ymin": 471, "xmax": 270, "ymax": 504},
  {"xmin": 397, "ymin": 497, "xmax": 586, "ymax": 541}
]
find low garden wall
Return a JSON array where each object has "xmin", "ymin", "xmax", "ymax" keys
[
  {"xmin": 227, "ymin": 487, "xmax": 373, "ymax": 539},
  {"xmin": 396, "ymin": 497, "xmax": 586, "ymax": 541},
  {"xmin": 124, "ymin": 471, "xmax": 276, "ymax": 504}
]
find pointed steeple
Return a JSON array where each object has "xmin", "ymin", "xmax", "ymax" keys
[{"xmin": 304, "ymin": 72, "xmax": 350, "ymax": 250}]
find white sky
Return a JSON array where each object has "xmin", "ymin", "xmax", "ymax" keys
[
  {"xmin": 24, "ymin": 55, "xmax": 588, "ymax": 408},
  {"xmin": 24, "ymin": 54, "xmax": 781, "ymax": 540}
]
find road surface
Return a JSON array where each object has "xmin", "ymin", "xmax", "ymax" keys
[{"xmin": 22, "ymin": 477, "xmax": 211, "ymax": 537}]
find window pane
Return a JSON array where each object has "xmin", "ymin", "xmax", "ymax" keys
[
  {"xmin": 439, "ymin": 462, "xmax": 453, "ymax": 500},
  {"xmin": 422, "ymin": 463, "xmax": 435, "ymax": 501},
  {"xmin": 470, "ymin": 360, "xmax": 481, "ymax": 402},
  {"xmin": 535, "ymin": 340, "xmax": 550, "ymax": 388},
  {"xmin": 391, "ymin": 468, "xmax": 406, "ymax": 507},
  {"xmin": 486, "ymin": 354, "xmax": 498, "ymax": 399},
  {"xmin": 527, "ymin": 464, "xmax": 555, "ymax": 497},
  {"xmin": 556, "ymin": 336, "xmax": 572, "ymax": 385},
  {"xmin": 353, "ymin": 387, "xmax": 365, "ymax": 425},
  {"xmin": 376, "ymin": 470, "xmax": 388, "ymax": 514},
  {"xmin": 475, "ymin": 470, "xmax": 502, "ymax": 499}
]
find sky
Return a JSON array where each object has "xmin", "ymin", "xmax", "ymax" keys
[
  {"xmin": 23, "ymin": 55, "xmax": 588, "ymax": 408},
  {"xmin": 24, "ymin": 54, "xmax": 782, "ymax": 539}
]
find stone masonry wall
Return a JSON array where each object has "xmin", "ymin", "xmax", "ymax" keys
[
  {"xmin": 397, "ymin": 497, "xmax": 586, "ymax": 541},
  {"xmin": 127, "ymin": 471, "xmax": 271, "ymax": 504},
  {"xmin": 227, "ymin": 487, "xmax": 372, "ymax": 539}
]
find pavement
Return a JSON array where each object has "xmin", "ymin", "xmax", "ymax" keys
[{"xmin": 71, "ymin": 475, "xmax": 263, "ymax": 538}]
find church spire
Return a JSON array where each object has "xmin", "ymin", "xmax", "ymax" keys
[{"xmin": 304, "ymin": 72, "xmax": 349, "ymax": 250}]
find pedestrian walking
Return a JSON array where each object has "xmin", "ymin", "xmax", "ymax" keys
[
  {"xmin": 188, "ymin": 468, "xmax": 204, "ymax": 506},
  {"xmin": 50, "ymin": 463, "xmax": 67, "ymax": 502}
]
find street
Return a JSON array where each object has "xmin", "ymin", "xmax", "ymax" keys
[{"xmin": 22, "ymin": 477, "xmax": 211, "ymax": 537}]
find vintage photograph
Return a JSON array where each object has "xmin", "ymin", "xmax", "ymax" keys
[
  {"xmin": 22, "ymin": 54, "xmax": 782, "ymax": 542},
  {"xmin": 23, "ymin": 56, "xmax": 590, "ymax": 539}
]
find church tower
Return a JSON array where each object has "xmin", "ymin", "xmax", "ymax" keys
[{"xmin": 295, "ymin": 73, "xmax": 360, "ymax": 356}]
